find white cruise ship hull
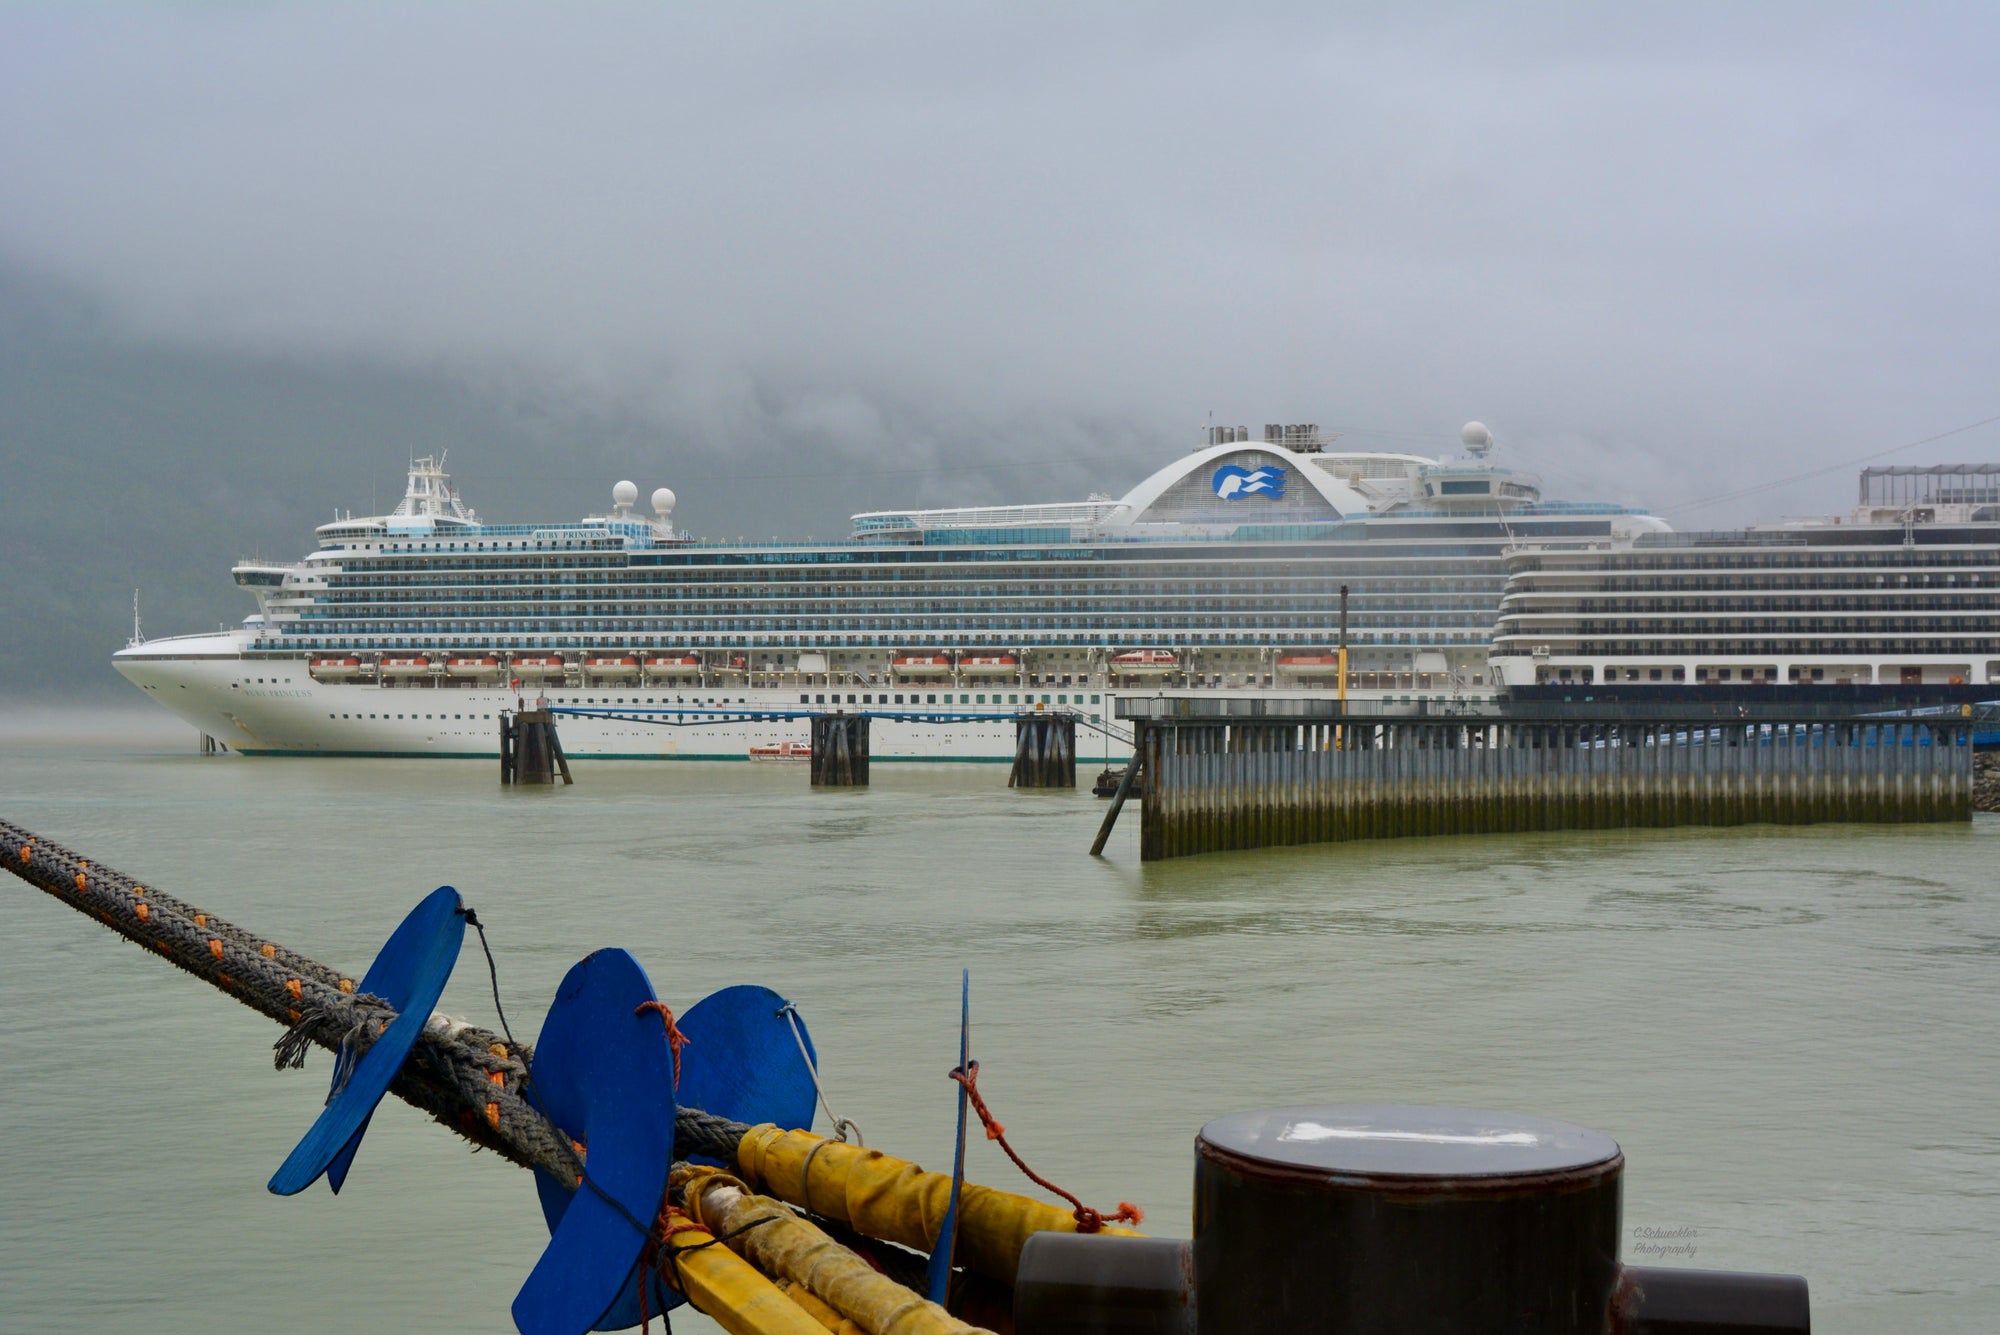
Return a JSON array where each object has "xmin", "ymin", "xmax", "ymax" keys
[
  {"xmin": 113, "ymin": 635, "xmax": 1149, "ymax": 760},
  {"xmin": 114, "ymin": 635, "xmax": 1474, "ymax": 760}
]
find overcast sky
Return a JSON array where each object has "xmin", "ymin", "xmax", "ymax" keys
[{"xmin": 4, "ymin": 2, "xmax": 1998, "ymax": 527}]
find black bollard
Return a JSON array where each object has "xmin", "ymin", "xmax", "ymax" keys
[
  {"xmin": 1188, "ymin": 1104, "xmax": 1808, "ymax": 1335},
  {"xmin": 810, "ymin": 714, "xmax": 870, "ymax": 786},
  {"xmin": 1195, "ymin": 1104, "xmax": 1625, "ymax": 1335}
]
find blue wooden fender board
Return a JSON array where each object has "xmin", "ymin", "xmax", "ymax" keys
[
  {"xmin": 525, "ymin": 978, "xmax": 823, "ymax": 1333},
  {"xmin": 269, "ymin": 885, "xmax": 467, "ymax": 1196},
  {"xmin": 514, "ymin": 949, "xmax": 680, "ymax": 1335}
]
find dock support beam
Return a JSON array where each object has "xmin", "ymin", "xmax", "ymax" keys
[
  {"xmin": 1010, "ymin": 713, "xmax": 1077, "ymax": 788},
  {"xmin": 810, "ymin": 714, "xmax": 870, "ymax": 786},
  {"xmin": 1089, "ymin": 730, "xmax": 1146, "ymax": 856}
]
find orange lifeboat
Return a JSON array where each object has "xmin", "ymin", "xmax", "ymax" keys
[
  {"xmin": 379, "ymin": 655, "xmax": 433, "ymax": 678},
  {"xmin": 1110, "ymin": 649, "xmax": 1178, "ymax": 677},
  {"xmin": 956, "ymin": 654, "xmax": 1020, "ymax": 677},
  {"xmin": 748, "ymin": 739, "xmax": 812, "ymax": 761},
  {"xmin": 510, "ymin": 655, "xmax": 567, "ymax": 681},
  {"xmin": 446, "ymin": 655, "xmax": 503, "ymax": 679},
  {"xmin": 309, "ymin": 655, "xmax": 364, "ymax": 681},
  {"xmin": 892, "ymin": 654, "xmax": 952, "ymax": 679},
  {"xmin": 712, "ymin": 655, "xmax": 750, "ymax": 676},
  {"xmin": 582, "ymin": 654, "xmax": 640, "ymax": 680},
  {"xmin": 1277, "ymin": 653, "xmax": 1345, "ymax": 678},
  {"xmin": 643, "ymin": 654, "xmax": 702, "ymax": 678}
]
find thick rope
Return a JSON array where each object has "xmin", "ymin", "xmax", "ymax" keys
[
  {"xmin": 0, "ymin": 819, "xmax": 752, "ymax": 1186},
  {"xmin": 947, "ymin": 1060, "xmax": 1142, "ymax": 1233}
]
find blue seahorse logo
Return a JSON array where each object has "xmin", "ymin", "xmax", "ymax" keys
[{"xmin": 1212, "ymin": 463, "xmax": 1286, "ymax": 500}]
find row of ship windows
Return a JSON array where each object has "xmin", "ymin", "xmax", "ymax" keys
[
  {"xmin": 290, "ymin": 619, "xmax": 1496, "ymax": 635},
  {"xmin": 263, "ymin": 632, "xmax": 1491, "ymax": 650},
  {"xmin": 325, "ymin": 547, "xmax": 1513, "ymax": 573},
  {"xmin": 1515, "ymin": 553, "xmax": 2000, "ymax": 575},
  {"xmin": 287, "ymin": 609, "xmax": 1493, "ymax": 630},
  {"xmin": 1516, "ymin": 598, "xmax": 2000, "ymax": 614},
  {"xmin": 1518, "ymin": 620, "xmax": 2000, "ymax": 635},
  {"xmin": 298, "ymin": 587, "xmax": 1502, "ymax": 606},
  {"xmin": 300, "ymin": 579, "xmax": 1504, "ymax": 603},
  {"xmin": 323, "ymin": 693, "xmax": 1107, "ymax": 719},
  {"xmin": 1515, "ymin": 640, "xmax": 1994, "ymax": 656}
]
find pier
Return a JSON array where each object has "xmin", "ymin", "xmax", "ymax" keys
[{"xmin": 1119, "ymin": 698, "xmax": 1976, "ymax": 861}]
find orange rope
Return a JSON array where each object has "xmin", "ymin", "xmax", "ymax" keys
[
  {"xmin": 633, "ymin": 1000, "xmax": 690, "ymax": 1090},
  {"xmin": 947, "ymin": 1060, "xmax": 1142, "ymax": 1232}
]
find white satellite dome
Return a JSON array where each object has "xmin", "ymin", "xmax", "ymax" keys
[
  {"xmin": 651, "ymin": 487, "xmax": 676, "ymax": 516},
  {"xmin": 1461, "ymin": 421, "xmax": 1492, "ymax": 451},
  {"xmin": 612, "ymin": 480, "xmax": 639, "ymax": 510}
]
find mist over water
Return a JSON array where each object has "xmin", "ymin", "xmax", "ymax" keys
[{"xmin": 1, "ymin": 729, "xmax": 1995, "ymax": 1333}]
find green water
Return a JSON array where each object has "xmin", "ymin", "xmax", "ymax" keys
[{"xmin": 2, "ymin": 716, "xmax": 1996, "ymax": 1332}]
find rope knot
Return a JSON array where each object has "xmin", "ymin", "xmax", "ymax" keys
[{"xmin": 634, "ymin": 1000, "xmax": 690, "ymax": 1090}]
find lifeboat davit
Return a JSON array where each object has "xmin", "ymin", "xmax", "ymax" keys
[
  {"xmin": 892, "ymin": 654, "xmax": 952, "ymax": 678},
  {"xmin": 446, "ymin": 655, "xmax": 503, "ymax": 679},
  {"xmin": 379, "ymin": 655, "xmax": 433, "ymax": 678},
  {"xmin": 582, "ymin": 654, "xmax": 640, "ymax": 680},
  {"xmin": 511, "ymin": 655, "xmax": 567, "ymax": 680},
  {"xmin": 955, "ymin": 654, "xmax": 1020, "ymax": 677},
  {"xmin": 1111, "ymin": 649, "xmax": 1179, "ymax": 676},
  {"xmin": 309, "ymin": 656, "xmax": 364, "ymax": 681},
  {"xmin": 1277, "ymin": 653, "xmax": 1345, "ymax": 678},
  {"xmin": 643, "ymin": 654, "xmax": 701, "ymax": 678}
]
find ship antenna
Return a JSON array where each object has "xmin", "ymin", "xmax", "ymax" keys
[{"xmin": 129, "ymin": 589, "xmax": 143, "ymax": 648}]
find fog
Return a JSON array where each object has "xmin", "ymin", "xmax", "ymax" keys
[{"xmin": 3, "ymin": 4, "xmax": 1997, "ymax": 692}]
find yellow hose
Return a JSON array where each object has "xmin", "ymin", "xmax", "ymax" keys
[
  {"xmin": 680, "ymin": 1166, "xmax": 994, "ymax": 1335},
  {"xmin": 734, "ymin": 1124, "xmax": 1140, "ymax": 1284},
  {"xmin": 653, "ymin": 1213, "xmax": 831, "ymax": 1335},
  {"xmin": 775, "ymin": 1281, "xmax": 868, "ymax": 1334}
]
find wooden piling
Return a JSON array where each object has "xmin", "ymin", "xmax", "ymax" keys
[
  {"xmin": 1009, "ymin": 714, "xmax": 1078, "ymax": 788},
  {"xmin": 504, "ymin": 709, "xmax": 571, "ymax": 785},
  {"xmin": 810, "ymin": 714, "xmax": 870, "ymax": 786}
]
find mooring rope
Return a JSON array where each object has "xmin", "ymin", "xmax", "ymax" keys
[{"xmin": 0, "ymin": 819, "xmax": 752, "ymax": 1183}]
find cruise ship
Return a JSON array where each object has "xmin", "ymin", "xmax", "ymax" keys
[
  {"xmin": 113, "ymin": 423, "xmax": 1667, "ymax": 759},
  {"xmin": 1492, "ymin": 463, "xmax": 2000, "ymax": 703}
]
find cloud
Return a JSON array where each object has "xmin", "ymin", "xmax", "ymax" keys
[{"xmin": 3, "ymin": 2, "xmax": 1998, "ymax": 522}]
